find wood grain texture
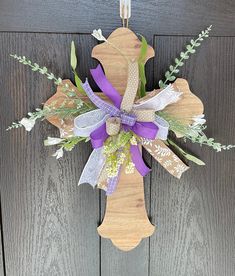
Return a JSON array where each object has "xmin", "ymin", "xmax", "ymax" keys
[
  {"xmin": 98, "ymin": 167, "xmax": 155, "ymax": 251},
  {"xmin": 150, "ymin": 36, "xmax": 235, "ymax": 276},
  {"xmin": 97, "ymin": 26, "xmax": 154, "ymax": 271},
  {"xmin": 0, "ymin": 0, "xmax": 234, "ymax": 37},
  {"xmin": 100, "ymin": 150, "xmax": 152, "ymax": 276},
  {"xmin": 92, "ymin": 27, "xmax": 154, "ymax": 94},
  {"xmin": 0, "ymin": 4, "xmax": 234, "ymax": 274},
  {"xmin": 0, "ymin": 33, "xmax": 100, "ymax": 276},
  {"xmin": 170, "ymin": 78, "xmax": 204, "ymax": 127},
  {"xmin": 93, "ymin": 27, "xmax": 155, "ymax": 251}
]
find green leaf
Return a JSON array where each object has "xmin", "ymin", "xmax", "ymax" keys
[
  {"xmin": 158, "ymin": 80, "xmax": 165, "ymax": 89},
  {"xmin": 180, "ymin": 52, "xmax": 186, "ymax": 59},
  {"xmin": 186, "ymin": 45, "xmax": 196, "ymax": 53},
  {"xmin": 175, "ymin": 58, "xmax": 180, "ymax": 64},
  {"xmin": 165, "ymin": 71, "xmax": 171, "ymax": 79},
  {"xmin": 186, "ymin": 45, "xmax": 192, "ymax": 51},
  {"xmin": 169, "ymin": 76, "xmax": 176, "ymax": 81},
  {"xmin": 139, "ymin": 63, "xmax": 147, "ymax": 97},
  {"xmin": 138, "ymin": 35, "xmax": 148, "ymax": 97},
  {"xmin": 47, "ymin": 73, "xmax": 55, "ymax": 80},
  {"xmin": 138, "ymin": 35, "xmax": 148, "ymax": 63},
  {"xmin": 70, "ymin": 41, "xmax": 77, "ymax": 71},
  {"xmin": 184, "ymin": 153, "xmax": 206, "ymax": 165},
  {"xmin": 74, "ymin": 73, "xmax": 85, "ymax": 94},
  {"xmin": 190, "ymin": 39, "xmax": 195, "ymax": 46},
  {"xmin": 178, "ymin": 60, "xmax": 184, "ymax": 66},
  {"xmin": 169, "ymin": 65, "xmax": 174, "ymax": 72},
  {"xmin": 167, "ymin": 139, "xmax": 205, "ymax": 166}
]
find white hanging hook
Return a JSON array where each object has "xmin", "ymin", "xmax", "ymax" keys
[{"xmin": 120, "ymin": 0, "xmax": 131, "ymax": 28}]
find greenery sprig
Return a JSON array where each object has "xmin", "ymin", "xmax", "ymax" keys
[
  {"xmin": 103, "ymin": 131, "xmax": 136, "ymax": 177},
  {"xmin": 185, "ymin": 133, "xmax": 235, "ymax": 152},
  {"xmin": 10, "ymin": 54, "xmax": 63, "ymax": 85},
  {"xmin": 8, "ymin": 50, "xmax": 95, "ymax": 132},
  {"xmin": 159, "ymin": 25, "xmax": 212, "ymax": 88},
  {"xmin": 44, "ymin": 136, "xmax": 89, "ymax": 159},
  {"xmin": 70, "ymin": 41, "xmax": 87, "ymax": 95},
  {"xmin": 166, "ymin": 138, "xmax": 205, "ymax": 166},
  {"xmin": 158, "ymin": 111, "xmax": 235, "ymax": 152},
  {"xmin": 6, "ymin": 98, "xmax": 93, "ymax": 131}
]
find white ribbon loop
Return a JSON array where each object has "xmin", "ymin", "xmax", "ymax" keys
[
  {"xmin": 73, "ymin": 109, "xmax": 109, "ymax": 137},
  {"xmin": 155, "ymin": 116, "xmax": 169, "ymax": 140},
  {"xmin": 134, "ymin": 84, "xmax": 182, "ymax": 111},
  {"xmin": 78, "ymin": 148, "xmax": 105, "ymax": 187}
]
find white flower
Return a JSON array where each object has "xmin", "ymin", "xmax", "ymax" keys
[
  {"xmin": 125, "ymin": 162, "xmax": 135, "ymax": 174},
  {"xmin": 44, "ymin": 137, "xmax": 64, "ymax": 146},
  {"xmin": 52, "ymin": 147, "xmax": 64, "ymax": 159},
  {"xmin": 19, "ymin": 118, "xmax": 36, "ymax": 131},
  {"xmin": 192, "ymin": 114, "xmax": 206, "ymax": 126},
  {"xmin": 92, "ymin": 29, "xmax": 106, "ymax": 42},
  {"xmin": 130, "ymin": 136, "xmax": 138, "ymax": 145}
]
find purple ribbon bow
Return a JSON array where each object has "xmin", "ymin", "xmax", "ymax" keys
[{"xmin": 82, "ymin": 65, "xmax": 159, "ymax": 179}]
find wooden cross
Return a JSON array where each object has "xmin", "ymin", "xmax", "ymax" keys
[
  {"xmin": 92, "ymin": 28, "xmax": 155, "ymax": 251},
  {"xmin": 45, "ymin": 27, "xmax": 203, "ymax": 251}
]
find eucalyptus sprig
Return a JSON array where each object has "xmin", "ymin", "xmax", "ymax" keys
[
  {"xmin": 185, "ymin": 133, "xmax": 235, "ymax": 152},
  {"xmin": 10, "ymin": 54, "xmax": 63, "ymax": 85},
  {"xmin": 6, "ymin": 99, "xmax": 93, "ymax": 131},
  {"xmin": 10, "ymin": 53, "xmax": 91, "ymax": 102},
  {"xmin": 159, "ymin": 25, "xmax": 212, "ymax": 88},
  {"xmin": 158, "ymin": 111, "xmax": 235, "ymax": 152}
]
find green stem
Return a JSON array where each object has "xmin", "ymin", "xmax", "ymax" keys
[
  {"xmin": 162, "ymin": 25, "xmax": 212, "ymax": 86},
  {"xmin": 167, "ymin": 138, "xmax": 205, "ymax": 165},
  {"xmin": 163, "ymin": 36, "xmax": 202, "ymax": 85},
  {"xmin": 10, "ymin": 54, "xmax": 62, "ymax": 85}
]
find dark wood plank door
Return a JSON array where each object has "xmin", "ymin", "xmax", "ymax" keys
[{"xmin": 0, "ymin": 1, "xmax": 234, "ymax": 275}]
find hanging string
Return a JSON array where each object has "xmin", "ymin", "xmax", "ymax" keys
[{"xmin": 120, "ymin": 0, "xmax": 131, "ymax": 28}]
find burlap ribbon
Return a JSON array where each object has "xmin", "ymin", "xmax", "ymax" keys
[{"xmin": 106, "ymin": 61, "xmax": 156, "ymax": 135}]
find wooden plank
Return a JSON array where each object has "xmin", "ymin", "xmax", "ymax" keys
[
  {"xmin": 99, "ymin": 30, "xmax": 154, "ymax": 273},
  {"xmin": 92, "ymin": 27, "xmax": 155, "ymax": 94},
  {"xmin": 0, "ymin": 0, "xmax": 234, "ymax": 36},
  {"xmin": 100, "ymin": 150, "xmax": 152, "ymax": 276},
  {"xmin": 150, "ymin": 36, "xmax": 235, "ymax": 275},
  {"xmin": 0, "ymin": 33, "xmax": 100, "ymax": 276},
  {"xmin": 92, "ymin": 27, "xmax": 155, "ymax": 251}
]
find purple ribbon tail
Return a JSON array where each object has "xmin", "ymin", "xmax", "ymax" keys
[
  {"xmin": 131, "ymin": 122, "xmax": 159, "ymax": 140},
  {"xmin": 90, "ymin": 65, "xmax": 122, "ymax": 108},
  {"xmin": 90, "ymin": 123, "xmax": 108, "ymax": 149},
  {"xmin": 130, "ymin": 145, "xmax": 151, "ymax": 176}
]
